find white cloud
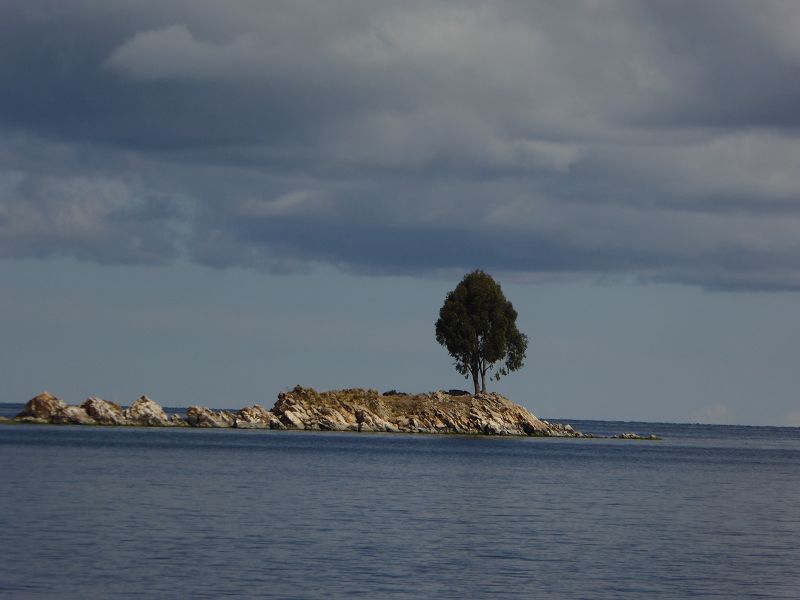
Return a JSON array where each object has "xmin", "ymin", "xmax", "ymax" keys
[
  {"xmin": 105, "ymin": 24, "xmax": 263, "ymax": 82},
  {"xmin": 606, "ymin": 131, "xmax": 800, "ymax": 202},
  {"xmin": 236, "ymin": 191, "xmax": 328, "ymax": 218},
  {"xmin": 0, "ymin": 163, "xmax": 184, "ymax": 264}
]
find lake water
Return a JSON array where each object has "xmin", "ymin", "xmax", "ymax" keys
[{"xmin": 1, "ymin": 406, "xmax": 798, "ymax": 599}]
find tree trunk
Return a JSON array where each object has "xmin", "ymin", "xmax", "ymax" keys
[
  {"xmin": 480, "ymin": 368, "xmax": 487, "ymax": 393},
  {"xmin": 471, "ymin": 368, "xmax": 480, "ymax": 395}
]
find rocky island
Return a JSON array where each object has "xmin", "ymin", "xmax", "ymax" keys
[
  {"xmin": 8, "ymin": 387, "xmax": 589, "ymax": 437},
  {"xmin": 7, "ymin": 387, "xmax": 659, "ymax": 439}
]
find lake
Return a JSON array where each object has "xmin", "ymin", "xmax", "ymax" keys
[{"xmin": 1, "ymin": 408, "xmax": 798, "ymax": 599}]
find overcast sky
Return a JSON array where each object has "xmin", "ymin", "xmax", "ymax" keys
[{"xmin": 2, "ymin": 1, "xmax": 799, "ymax": 425}]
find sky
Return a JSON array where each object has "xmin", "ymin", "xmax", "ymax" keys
[{"xmin": 1, "ymin": 1, "xmax": 799, "ymax": 425}]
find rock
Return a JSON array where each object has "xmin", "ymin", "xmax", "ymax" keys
[
  {"xmin": 279, "ymin": 409, "xmax": 307, "ymax": 429},
  {"xmin": 170, "ymin": 414, "xmax": 189, "ymax": 427},
  {"xmin": 317, "ymin": 407, "xmax": 351, "ymax": 431},
  {"xmin": 236, "ymin": 405, "xmax": 274, "ymax": 424},
  {"xmin": 268, "ymin": 386, "xmax": 575, "ymax": 437},
  {"xmin": 268, "ymin": 418, "xmax": 286, "ymax": 430},
  {"xmin": 51, "ymin": 406, "xmax": 96, "ymax": 425},
  {"xmin": 355, "ymin": 408, "xmax": 367, "ymax": 429},
  {"xmin": 0, "ymin": 416, "xmax": 13, "ymax": 424},
  {"xmin": 16, "ymin": 392, "xmax": 66, "ymax": 420},
  {"xmin": 394, "ymin": 416, "xmax": 410, "ymax": 428},
  {"xmin": 7, "ymin": 386, "xmax": 587, "ymax": 438},
  {"xmin": 82, "ymin": 398, "xmax": 128, "ymax": 425},
  {"xmin": 356, "ymin": 410, "xmax": 397, "ymax": 432},
  {"xmin": 233, "ymin": 405, "xmax": 281, "ymax": 429},
  {"xmin": 237, "ymin": 404, "xmax": 269, "ymax": 421},
  {"xmin": 185, "ymin": 406, "xmax": 233, "ymax": 428},
  {"xmin": 611, "ymin": 432, "xmax": 661, "ymax": 440},
  {"xmin": 125, "ymin": 396, "xmax": 170, "ymax": 426},
  {"xmin": 15, "ymin": 392, "xmax": 96, "ymax": 425}
]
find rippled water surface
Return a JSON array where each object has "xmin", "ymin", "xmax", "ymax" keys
[{"xmin": 1, "ymin": 411, "xmax": 798, "ymax": 599}]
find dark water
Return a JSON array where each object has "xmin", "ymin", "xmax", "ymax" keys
[{"xmin": 1, "ymin": 407, "xmax": 798, "ymax": 599}]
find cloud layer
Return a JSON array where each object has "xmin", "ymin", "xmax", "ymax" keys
[{"xmin": 2, "ymin": 0, "xmax": 800, "ymax": 289}]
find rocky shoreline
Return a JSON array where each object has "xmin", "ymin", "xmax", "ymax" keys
[{"xmin": 4, "ymin": 387, "xmax": 659, "ymax": 439}]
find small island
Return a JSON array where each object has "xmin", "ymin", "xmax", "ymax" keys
[
  {"xmin": 4, "ymin": 387, "xmax": 658, "ymax": 440},
  {"xmin": 8, "ymin": 387, "xmax": 580, "ymax": 436}
]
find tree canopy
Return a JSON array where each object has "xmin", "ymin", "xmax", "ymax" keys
[{"xmin": 435, "ymin": 270, "xmax": 528, "ymax": 395}]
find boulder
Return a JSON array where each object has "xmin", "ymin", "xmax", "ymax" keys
[
  {"xmin": 51, "ymin": 406, "xmax": 96, "ymax": 425},
  {"xmin": 16, "ymin": 392, "xmax": 66, "ymax": 420},
  {"xmin": 170, "ymin": 414, "xmax": 189, "ymax": 427},
  {"xmin": 82, "ymin": 398, "xmax": 128, "ymax": 425},
  {"xmin": 279, "ymin": 409, "xmax": 307, "ymax": 429},
  {"xmin": 125, "ymin": 396, "xmax": 170, "ymax": 426},
  {"xmin": 236, "ymin": 405, "xmax": 274, "ymax": 425},
  {"xmin": 185, "ymin": 406, "xmax": 234, "ymax": 428},
  {"xmin": 316, "ymin": 407, "xmax": 352, "ymax": 431},
  {"xmin": 355, "ymin": 409, "xmax": 397, "ymax": 432}
]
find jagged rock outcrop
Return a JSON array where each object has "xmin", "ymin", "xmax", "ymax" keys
[
  {"xmin": 234, "ymin": 405, "xmax": 284, "ymax": 429},
  {"xmin": 125, "ymin": 396, "xmax": 170, "ymax": 426},
  {"xmin": 10, "ymin": 387, "xmax": 621, "ymax": 438},
  {"xmin": 51, "ymin": 405, "xmax": 96, "ymax": 425},
  {"xmin": 269, "ymin": 386, "xmax": 584, "ymax": 437},
  {"xmin": 185, "ymin": 406, "xmax": 236, "ymax": 428},
  {"xmin": 82, "ymin": 398, "xmax": 128, "ymax": 425},
  {"xmin": 170, "ymin": 414, "xmax": 189, "ymax": 427},
  {"xmin": 17, "ymin": 392, "xmax": 66, "ymax": 422},
  {"xmin": 16, "ymin": 392, "xmax": 97, "ymax": 425}
]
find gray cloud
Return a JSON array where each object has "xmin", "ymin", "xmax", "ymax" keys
[
  {"xmin": 2, "ymin": 1, "xmax": 800, "ymax": 289},
  {"xmin": 0, "ymin": 162, "xmax": 184, "ymax": 264}
]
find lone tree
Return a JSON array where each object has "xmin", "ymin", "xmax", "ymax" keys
[{"xmin": 435, "ymin": 270, "xmax": 528, "ymax": 395}]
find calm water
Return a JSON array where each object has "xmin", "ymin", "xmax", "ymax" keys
[{"xmin": 1, "ymin": 406, "xmax": 798, "ymax": 599}]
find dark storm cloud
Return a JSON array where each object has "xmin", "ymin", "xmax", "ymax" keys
[{"xmin": 2, "ymin": 0, "xmax": 800, "ymax": 289}]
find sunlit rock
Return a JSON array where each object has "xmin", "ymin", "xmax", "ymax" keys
[
  {"xmin": 16, "ymin": 392, "xmax": 66, "ymax": 421},
  {"xmin": 82, "ymin": 398, "xmax": 128, "ymax": 425},
  {"xmin": 186, "ymin": 406, "xmax": 235, "ymax": 428},
  {"xmin": 51, "ymin": 406, "xmax": 96, "ymax": 425},
  {"xmin": 268, "ymin": 385, "xmax": 576, "ymax": 437},
  {"xmin": 125, "ymin": 396, "xmax": 170, "ymax": 426}
]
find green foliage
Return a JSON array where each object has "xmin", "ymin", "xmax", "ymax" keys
[{"xmin": 435, "ymin": 270, "xmax": 528, "ymax": 394}]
